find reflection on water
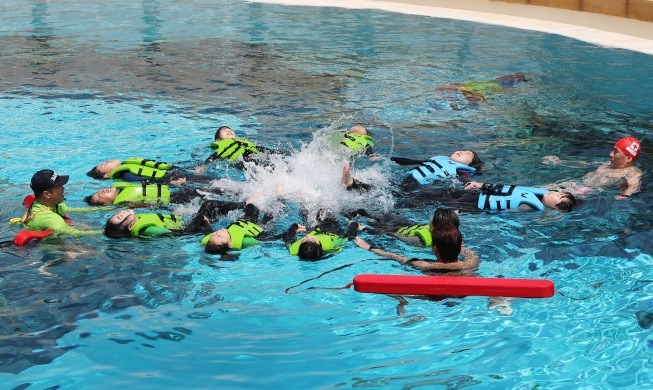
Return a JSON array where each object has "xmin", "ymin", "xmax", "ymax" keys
[{"xmin": 1, "ymin": 0, "xmax": 653, "ymax": 387}]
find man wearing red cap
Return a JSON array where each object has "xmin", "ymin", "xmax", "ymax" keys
[
  {"xmin": 543, "ymin": 137, "xmax": 642, "ymax": 200},
  {"xmin": 21, "ymin": 169, "xmax": 102, "ymax": 236},
  {"xmin": 582, "ymin": 137, "xmax": 642, "ymax": 200}
]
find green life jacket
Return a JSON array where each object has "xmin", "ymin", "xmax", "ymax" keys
[
  {"xmin": 209, "ymin": 138, "xmax": 259, "ymax": 161},
  {"xmin": 288, "ymin": 228, "xmax": 343, "ymax": 255},
  {"xmin": 459, "ymin": 81, "xmax": 503, "ymax": 97},
  {"xmin": 341, "ymin": 133, "xmax": 374, "ymax": 153},
  {"xmin": 111, "ymin": 182, "xmax": 171, "ymax": 205},
  {"xmin": 201, "ymin": 219, "xmax": 263, "ymax": 249},
  {"xmin": 396, "ymin": 224, "xmax": 432, "ymax": 247},
  {"xmin": 109, "ymin": 158, "xmax": 170, "ymax": 180},
  {"xmin": 130, "ymin": 213, "xmax": 184, "ymax": 238}
]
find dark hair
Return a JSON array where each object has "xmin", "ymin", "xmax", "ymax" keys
[
  {"xmin": 462, "ymin": 150, "xmax": 483, "ymax": 171},
  {"xmin": 205, "ymin": 241, "xmax": 230, "ymax": 255},
  {"xmin": 431, "ymin": 208, "xmax": 459, "ymax": 229},
  {"xmin": 87, "ymin": 166, "xmax": 106, "ymax": 180},
  {"xmin": 431, "ymin": 221, "xmax": 462, "ymax": 263},
  {"xmin": 298, "ymin": 241, "xmax": 324, "ymax": 260},
  {"xmin": 103, "ymin": 215, "xmax": 132, "ymax": 239},
  {"xmin": 554, "ymin": 192, "xmax": 577, "ymax": 212},
  {"xmin": 214, "ymin": 126, "xmax": 231, "ymax": 141},
  {"xmin": 83, "ymin": 194, "xmax": 102, "ymax": 206}
]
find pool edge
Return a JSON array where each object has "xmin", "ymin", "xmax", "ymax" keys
[{"xmin": 248, "ymin": 0, "xmax": 653, "ymax": 55}]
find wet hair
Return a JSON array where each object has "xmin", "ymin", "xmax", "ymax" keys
[
  {"xmin": 431, "ymin": 208, "xmax": 459, "ymax": 229},
  {"xmin": 86, "ymin": 167, "xmax": 105, "ymax": 180},
  {"xmin": 463, "ymin": 150, "xmax": 483, "ymax": 171},
  {"xmin": 214, "ymin": 126, "xmax": 231, "ymax": 141},
  {"xmin": 554, "ymin": 192, "xmax": 577, "ymax": 212},
  {"xmin": 431, "ymin": 221, "xmax": 462, "ymax": 263},
  {"xmin": 298, "ymin": 241, "xmax": 324, "ymax": 260},
  {"xmin": 205, "ymin": 241, "xmax": 230, "ymax": 255},
  {"xmin": 103, "ymin": 215, "xmax": 132, "ymax": 238},
  {"xmin": 83, "ymin": 194, "xmax": 102, "ymax": 206}
]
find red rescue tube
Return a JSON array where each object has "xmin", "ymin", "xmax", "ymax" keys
[
  {"xmin": 353, "ymin": 274, "xmax": 554, "ymax": 298},
  {"xmin": 14, "ymin": 230, "xmax": 55, "ymax": 246}
]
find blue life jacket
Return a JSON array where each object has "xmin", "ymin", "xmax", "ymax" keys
[
  {"xmin": 407, "ymin": 156, "xmax": 475, "ymax": 185},
  {"xmin": 477, "ymin": 184, "xmax": 548, "ymax": 211}
]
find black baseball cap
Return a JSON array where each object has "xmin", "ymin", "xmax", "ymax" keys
[{"xmin": 30, "ymin": 169, "xmax": 69, "ymax": 193}]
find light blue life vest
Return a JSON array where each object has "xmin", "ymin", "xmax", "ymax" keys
[
  {"xmin": 407, "ymin": 156, "xmax": 475, "ymax": 185},
  {"xmin": 477, "ymin": 184, "xmax": 548, "ymax": 211}
]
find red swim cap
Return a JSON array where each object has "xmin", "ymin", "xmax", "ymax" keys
[{"xmin": 614, "ymin": 137, "xmax": 641, "ymax": 160}]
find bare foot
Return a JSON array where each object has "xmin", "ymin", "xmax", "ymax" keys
[{"xmin": 342, "ymin": 162, "xmax": 354, "ymax": 187}]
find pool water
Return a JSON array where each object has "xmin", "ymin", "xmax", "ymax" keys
[{"xmin": 1, "ymin": 1, "xmax": 653, "ymax": 388}]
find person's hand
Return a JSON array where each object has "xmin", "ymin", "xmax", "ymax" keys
[
  {"xmin": 296, "ymin": 224, "xmax": 306, "ymax": 233},
  {"xmin": 464, "ymin": 181, "xmax": 483, "ymax": 189},
  {"xmin": 357, "ymin": 223, "xmax": 366, "ymax": 231},
  {"xmin": 194, "ymin": 165, "xmax": 207, "ymax": 175},
  {"xmin": 615, "ymin": 195, "xmax": 630, "ymax": 200},
  {"xmin": 542, "ymin": 156, "xmax": 560, "ymax": 165},
  {"xmin": 354, "ymin": 236, "xmax": 371, "ymax": 250},
  {"xmin": 169, "ymin": 177, "xmax": 187, "ymax": 186}
]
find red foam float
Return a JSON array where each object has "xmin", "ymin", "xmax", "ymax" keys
[
  {"xmin": 353, "ymin": 274, "xmax": 554, "ymax": 298},
  {"xmin": 14, "ymin": 230, "xmax": 55, "ymax": 246}
]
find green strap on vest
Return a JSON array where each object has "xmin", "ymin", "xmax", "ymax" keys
[
  {"xmin": 201, "ymin": 219, "xmax": 263, "ymax": 249},
  {"xmin": 111, "ymin": 182, "xmax": 170, "ymax": 205},
  {"xmin": 226, "ymin": 219, "xmax": 263, "ymax": 249},
  {"xmin": 209, "ymin": 138, "xmax": 259, "ymax": 161},
  {"xmin": 341, "ymin": 133, "xmax": 374, "ymax": 152},
  {"xmin": 396, "ymin": 224, "xmax": 432, "ymax": 247},
  {"xmin": 130, "ymin": 213, "xmax": 184, "ymax": 238},
  {"xmin": 109, "ymin": 157, "xmax": 169, "ymax": 180},
  {"xmin": 288, "ymin": 229, "xmax": 342, "ymax": 255}
]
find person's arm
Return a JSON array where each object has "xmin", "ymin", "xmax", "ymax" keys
[
  {"xmin": 65, "ymin": 206, "xmax": 112, "ymax": 213},
  {"xmin": 460, "ymin": 247, "xmax": 480, "ymax": 269},
  {"xmin": 390, "ymin": 157, "xmax": 424, "ymax": 166},
  {"xmin": 617, "ymin": 168, "xmax": 642, "ymax": 199},
  {"xmin": 205, "ymin": 152, "xmax": 219, "ymax": 164},
  {"xmin": 241, "ymin": 203, "xmax": 260, "ymax": 223},
  {"xmin": 354, "ymin": 237, "xmax": 412, "ymax": 264},
  {"xmin": 283, "ymin": 223, "xmax": 303, "ymax": 249},
  {"xmin": 121, "ymin": 172, "xmax": 151, "ymax": 182}
]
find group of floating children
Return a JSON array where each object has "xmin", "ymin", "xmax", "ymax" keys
[{"xmin": 15, "ymin": 113, "xmax": 644, "ymax": 271}]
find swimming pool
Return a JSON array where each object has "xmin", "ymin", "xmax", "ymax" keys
[{"xmin": 1, "ymin": 0, "xmax": 653, "ymax": 388}]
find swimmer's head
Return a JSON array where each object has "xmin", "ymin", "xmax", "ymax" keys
[
  {"xmin": 87, "ymin": 159, "xmax": 121, "ymax": 180},
  {"xmin": 205, "ymin": 229, "xmax": 233, "ymax": 254},
  {"xmin": 104, "ymin": 209, "xmax": 137, "ymax": 238},
  {"xmin": 215, "ymin": 126, "xmax": 236, "ymax": 141},
  {"xmin": 297, "ymin": 235, "xmax": 324, "ymax": 260},
  {"xmin": 450, "ymin": 150, "xmax": 483, "ymax": 170},
  {"xmin": 85, "ymin": 187, "xmax": 119, "ymax": 206},
  {"xmin": 612, "ymin": 137, "xmax": 641, "ymax": 167},
  {"xmin": 430, "ymin": 208, "xmax": 460, "ymax": 231},
  {"xmin": 430, "ymin": 221, "xmax": 462, "ymax": 263},
  {"xmin": 542, "ymin": 191, "xmax": 577, "ymax": 212},
  {"xmin": 347, "ymin": 125, "xmax": 369, "ymax": 136}
]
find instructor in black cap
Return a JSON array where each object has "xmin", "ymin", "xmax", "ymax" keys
[{"xmin": 21, "ymin": 169, "xmax": 102, "ymax": 236}]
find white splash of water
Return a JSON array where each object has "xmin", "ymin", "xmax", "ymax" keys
[{"xmin": 204, "ymin": 126, "xmax": 395, "ymax": 226}]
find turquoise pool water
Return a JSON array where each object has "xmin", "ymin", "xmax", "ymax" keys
[{"xmin": 1, "ymin": 1, "xmax": 653, "ymax": 388}]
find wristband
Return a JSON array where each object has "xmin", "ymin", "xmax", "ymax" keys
[{"xmin": 368, "ymin": 245, "xmax": 378, "ymax": 251}]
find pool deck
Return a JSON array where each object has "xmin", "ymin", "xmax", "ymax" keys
[{"xmin": 249, "ymin": 0, "xmax": 653, "ymax": 55}]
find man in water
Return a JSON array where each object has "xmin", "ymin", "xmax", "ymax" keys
[
  {"xmin": 21, "ymin": 170, "xmax": 102, "ymax": 236},
  {"xmin": 543, "ymin": 137, "xmax": 642, "ymax": 200}
]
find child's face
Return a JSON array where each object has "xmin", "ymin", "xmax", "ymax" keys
[{"xmin": 218, "ymin": 127, "xmax": 236, "ymax": 140}]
